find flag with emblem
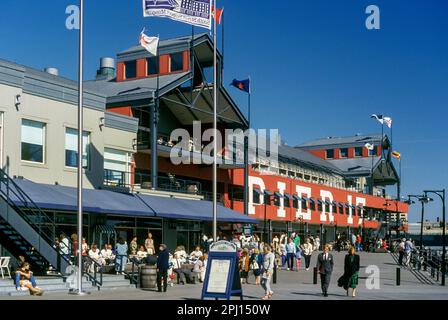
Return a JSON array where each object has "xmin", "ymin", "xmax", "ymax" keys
[
  {"xmin": 231, "ymin": 79, "xmax": 250, "ymax": 93},
  {"xmin": 139, "ymin": 31, "xmax": 159, "ymax": 56}
]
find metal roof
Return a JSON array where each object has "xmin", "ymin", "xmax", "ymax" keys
[
  {"xmin": 326, "ymin": 156, "xmax": 382, "ymax": 175},
  {"xmin": 296, "ymin": 134, "xmax": 384, "ymax": 149}
]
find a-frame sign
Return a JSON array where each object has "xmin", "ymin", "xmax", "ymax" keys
[{"xmin": 201, "ymin": 240, "xmax": 243, "ymax": 300}]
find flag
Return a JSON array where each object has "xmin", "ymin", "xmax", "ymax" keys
[
  {"xmin": 231, "ymin": 79, "xmax": 250, "ymax": 93},
  {"xmin": 139, "ymin": 31, "xmax": 159, "ymax": 56},
  {"xmin": 212, "ymin": 6, "xmax": 224, "ymax": 25},
  {"xmin": 364, "ymin": 143, "xmax": 374, "ymax": 150},
  {"xmin": 371, "ymin": 114, "xmax": 393, "ymax": 128},
  {"xmin": 143, "ymin": 0, "xmax": 212, "ymax": 30},
  {"xmin": 392, "ymin": 151, "xmax": 401, "ymax": 161},
  {"xmin": 383, "ymin": 117, "xmax": 392, "ymax": 128}
]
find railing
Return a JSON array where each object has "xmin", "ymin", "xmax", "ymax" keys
[
  {"xmin": 104, "ymin": 170, "xmax": 202, "ymax": 195},
  {"xmin": 409, "ymin": 247, "xmax": 447, "ymax": 283},
  {"xmin": 120, "ymin": 255, "xmax": 140, "ymax": 287},
  {"xmin": 83, "ymin": 255, "xmax": 103, "ymax": 288},
  {"xmin": 0, "ymin": 168, "xmax": 73, "ymax": 271}
]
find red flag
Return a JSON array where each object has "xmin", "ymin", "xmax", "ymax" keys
[{"xmin": 212, "ymin": 6, "xmax": 224, "ymax": 25}]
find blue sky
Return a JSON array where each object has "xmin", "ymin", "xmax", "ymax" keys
[{"xmin": 0, "ymin": 0, "xmax": 446, "ymax": 222}]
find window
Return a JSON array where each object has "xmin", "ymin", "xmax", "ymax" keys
[
  {"xmin": 253, "ymin": 190, "xmax": 261, "ymax": 204},
  {"xmin": 339, "ymin": 205, "xmax": 344, "ymax": 214},
  {"xmin": 325, "ymin": 202, "xmax": 330, "ymax": 212},
  {"xmin": 309, "ymin": 201, "xmax": 316, "ymax": 211},
  {"xmin": 340, "ymin": 148, "xmax": 348, "ymax": 158},
  {"xmin": 170, "ymin": 52, "xmax": 184, "ymax": 72},
  {"xmin": 65, "ymin": 128, "xmax": 90, "ymax": 168},
  {"xmin": 326, "ymin": 149, "xmax": 334, "ymax": 159},
  {"xmin": 354, "ymin": 147, "xmax": 363, "ymax": 157},
  {"xmin": 369, "ymin": 146, "xmax": 378, "ymax": 156},
  {"xmin": 147, "ymin": 57, "xmax": 159, "ymax": 76},
  {"xmin": 284, "ymin": 196, "xmax": 290, "ymax": 208},
  {"xmin": 104, "ymin": 148, "xmax": 130, "ymax": 185},
  {"xmin": 273, "ymin": 193, "xmax": 281, "ymax": 207},
  {"xmin": 317, "ymin": 201, "xmax": 323, "ymax": 212},
  {"xmin": 293, "ymin": 198, "xmax": 299, "ymax": 209},
  {"xmin": 124, "ymin": 60, "xmax": 137, "ymax": 79},
  {"xmin": 301, "ymin": 199, "xmax": 307, "ymax": 210},
  {"xmin": 21, "ymin": 119, "xmax": 45, "ymax": 163}
]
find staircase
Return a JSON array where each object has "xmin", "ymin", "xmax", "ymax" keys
[{"xmin": 0, "ymin": 169, "xmax": 72, "ymax": 274}]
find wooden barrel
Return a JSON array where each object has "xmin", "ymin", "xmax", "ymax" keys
[{"xmin": 140, "ymin": 265, "xmax": 157, "ymax": 289}]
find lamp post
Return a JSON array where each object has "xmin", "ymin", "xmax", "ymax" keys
[
  {"xmin": 406, "ymin": 195, "xmax": 433, "ymax": 249},
  {"xmin": 423, "ymin": 189, "xmax": 446, "ymax": 286}
]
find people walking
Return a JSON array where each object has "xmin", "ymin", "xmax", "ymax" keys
[
  {"xmin": 250, "ymin": 248, "xmax": 263, "ymax": 285},
  {"xmin": 285, "ymin": 238, "xmax": 296, "ymax": 271},
  {"xmin": 338, "ymin": 246, "xmax": 360, "ymax": 297},
  {"xmin": 302, "ymin": 238, "xmax": 313, "ymax": 271},
  {"xmin": 156, "ymin": 244, "xmax": 169, "ymax": 292},
  {"xmin": 404, "ymin": 238, "xmax": 413, "ymax": 266},
  {"xmin": 398, "ymin": 238, "xmax": 405, "ymax": 265},
  {"xmin": 295, "ymin": 245, "xmax": 302, "ymax": 271},
  {"xmin": 316, "ymin": 244, "xmax": 334, "ymax": 297},
  {"xmin": 314, "ymin": 235, "xmax": 321, "ymax": 251},
  {"xmin": 115, "ymin": 237, "xmax": 128, "ymax": 274},
  {"xmin": 240, "ymin": 249, "xmax": 250, "ymax": 284},
  {"xmin": 260, "ymin": 245, "xmax": 275, "ymax": 300}
]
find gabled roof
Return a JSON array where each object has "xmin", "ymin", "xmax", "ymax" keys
[
  {"xmin": 327, "ymin": 156, "xmax": 381, "ymax": 176},
  {"xmin": 84, "ymin": 72, "xmax": 191, "ymax": 104},
  {"xmin": 296, "ymin": 134, "xmax": 385, "ymax": 149}
]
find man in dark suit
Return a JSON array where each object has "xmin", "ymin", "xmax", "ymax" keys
[
  {"xmin": 316, "ymin": 244, "xmax": 334, "ymax": 297},
  {"xmin": 156, "ymin": 244, "xmax": 170, "ymax": 292}
]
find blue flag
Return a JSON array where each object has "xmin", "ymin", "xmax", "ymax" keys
[{"xmin": 231, "ymin": 79, "xmax": 250, "ymax": 93}]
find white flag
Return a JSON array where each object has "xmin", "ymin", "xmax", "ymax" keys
[
  {"xmin": 383, "ymin": 117, "xmax": 392, "ymax": 128},
  {"xmin": 139, "ymin": 32, "xmax": 159, "ymax": 56},
  {"xmin": 364, "ymin": 143, "xmax": 374, "ymax": 150}
]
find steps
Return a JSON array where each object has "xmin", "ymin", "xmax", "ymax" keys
[
  {"xmin": 98, "ymin": 274, "xmax": 136, "ymax": 290},
  {"xmin": 0, "ymin": 276, "xmax": 94, "ymax": 296}
]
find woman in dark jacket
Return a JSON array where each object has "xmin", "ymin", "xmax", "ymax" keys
[{"xmin": 338, "ymin": 246, "xmax": 360, "ymax": 297}]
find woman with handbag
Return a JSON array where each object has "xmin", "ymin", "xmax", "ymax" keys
[{"xmin": 250, "ymin": 248, "xmax": 263, "ymax": 285}]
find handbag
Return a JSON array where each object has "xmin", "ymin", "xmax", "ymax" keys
[{"xmin": 251, "ymin": 261, "xmax": 259, "ymax": 270}]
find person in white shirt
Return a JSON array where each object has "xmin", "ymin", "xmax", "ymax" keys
[
  {"xmin": 136, "ymin": 245, "xmax": 148, "ymax": 261},
  {"xmin": 100, "ymin": 244, "xmax": 115, "ymax": 265},
  {"xmin": 172, "ymin": 252, "xmax": 188, "ymax": 284},
  {"xmin": 88, "ymin": 244, "xmax": 106, "ymax": 266},
  {"xmin": 190, "ymin": 246, "xmax": 203, "ymax": 261},
  {"xmin": 60, "ymin": 234, "xmax": 70, "ymax": 256},
  {"xmin": 174, "ymin": 246, "xmax": 187, "ymax": 264},
  {"xmin": 193, "ymin": 253, "xmax": 208, "ymax": 283}
]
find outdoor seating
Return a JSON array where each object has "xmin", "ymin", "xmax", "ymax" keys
[{"xmin": 0, "ymin": 257, "xmax": 11, "ymax": 279}]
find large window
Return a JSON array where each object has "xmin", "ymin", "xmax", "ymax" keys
[
  {"xmin": 340, "ymin": 148, "xmax": 348, "ymax": 158},
  {"xmin": 65, "ymin": 128, "xmax": 90, "ymax": 168},
  {"xmin": 170, "ymin": 52, "xmax": 184, "ymax": 72},
  {"xmin": 369, "ymin": 146, "xmax": 378, "ymax": 156},
  {"xmin": 354, "ymin": 147, "xmax": 363, "ymax": 157},
  {"xmin": 147, "ymin": 57, "xmax": 159, "ymax": 76},
  {"xmin": 326, "ymin": 149, "xmax": 334, "ymax": 159},
  {"xmin": 125, "ymin": 60, "xmax": 137, "ymax": 79},
  {"xmin": 21, "ymin": 119, "xmax": 45, "ymax": 163}
]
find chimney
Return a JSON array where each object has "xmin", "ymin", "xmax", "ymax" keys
[
  {"xmin": 96, "ymin": 57, "xmax": 115, "ymax": 80},
  {"xmin": 44, "ymin": 67, "xmax": 59, "ymax": 76}
]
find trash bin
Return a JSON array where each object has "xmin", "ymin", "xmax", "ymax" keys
[{"xmin": 140, "ymin": 265, "xmax": 157, "ymax": 289}]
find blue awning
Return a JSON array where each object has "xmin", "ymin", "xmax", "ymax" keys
[
  {"xmin": 264, "ymin": 190, "xmax": 273, "ymax": 196},
  {"xmin": 284, "ymin": 193, "xmax": 293, "ymax": 200},
  {"xmin": 292, "ymin": 194, "xmax": 301, "ymax": 201},
  {"xmin": 274, "ymin": 191, "xmax": 282, "ymax": 198},
  {"xmin": 4, "ymin": 179, "xmax": 257, "ymax": 224}
]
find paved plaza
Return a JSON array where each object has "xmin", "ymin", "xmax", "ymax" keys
[{"xmin": 1, "ymin": 252, "xmax": 446, "ymax": 300}]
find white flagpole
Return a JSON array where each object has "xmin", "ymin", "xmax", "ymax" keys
[
  {"xmin": 76, "ymin": 0, "xmax": 85, "ymax": 294},
  {"xmin": 213, "ymin": 0, "xmax": 218, "ymax": 242}
]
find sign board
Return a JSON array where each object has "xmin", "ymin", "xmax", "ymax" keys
[{"xmin": 201, "ymin": 241, "xmax": 242, "ymax": 300}]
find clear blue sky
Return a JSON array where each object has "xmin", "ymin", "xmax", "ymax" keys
[{"xmin": 0, "ymin": 0, "xmax": 446, "ymax": 222}]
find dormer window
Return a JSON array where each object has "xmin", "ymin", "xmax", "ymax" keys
[
  {"xmin": 340, "ymin": 148, "xmax": 348, "ymax": 158},
  {"xmin": 170, "ymin": 52, "xmax": 184, "ymax": 72},
  {"xmin": 326, "ymin": 149, "xmax": 334, "ymax": 159},
  {"xmin": 354, "ymin": 147, "xmax": 363, "ymax": 157},
  {"xmin": 124, "ymin": 60, "xmax": 137, "ymax": 79},
  {"xmin": 147, "ymin": 57, "xmax": 159, "ymax": 76}
]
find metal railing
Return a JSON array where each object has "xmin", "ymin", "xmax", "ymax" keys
[
  {"xmin": 104, "ymin": 170, "xmax": 203, "ymax": 195},
  {"xmin": 0, "ymin": 168, "xmax": 73, "ymax": 271},
  {"xmin": 82, "ymin": 255, "xmax": 103, "ymax": 288},
  {"xmin": 409, "ymin": 247, "xmax": 447, "ymax": 283}
]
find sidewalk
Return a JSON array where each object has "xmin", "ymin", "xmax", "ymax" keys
[{"xmin": 1, "ymin": 252, "xmax": 446, "ymax": 300}]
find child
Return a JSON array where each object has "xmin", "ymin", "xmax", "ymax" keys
[{"xmin": 295, "ymin": 246, "xmax": 302, "ymax": 271}]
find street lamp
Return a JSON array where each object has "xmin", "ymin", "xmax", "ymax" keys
[
  {"xmin": 423, "ymin": 189, "xmax": 446, "ymax": 286},
  {"xmin": 406, "ymin": 195, "xmax": 433, "ymax": 250}
]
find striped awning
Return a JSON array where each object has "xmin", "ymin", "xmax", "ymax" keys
[{"xmin": 95, "ymin": 225, "xmax": 116, "ymax": 234}]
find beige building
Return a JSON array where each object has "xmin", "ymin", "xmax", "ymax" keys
[{"xmin": 0, "ymin": 58, "xmax": 138, "ymax": 189}]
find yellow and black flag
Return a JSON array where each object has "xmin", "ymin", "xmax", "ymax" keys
[{"xmin": 392, "ymin": 151, "xmax": 401, "ymax": 161}]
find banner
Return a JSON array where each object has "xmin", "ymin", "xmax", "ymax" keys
[{"xmin": 143, "ymin": 0, "xmax": 212, "ymax": 30}]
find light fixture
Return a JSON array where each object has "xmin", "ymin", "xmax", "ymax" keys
[
  {"xmin": 99, "ymin": 117, "xmax": 105, "ymax": 128},
  {"xmin": 14, "ymin": 94, "xmax": 21, "ymax": 109}
]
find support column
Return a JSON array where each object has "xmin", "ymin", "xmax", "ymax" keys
[{"xmin": 150, "ymin": 100, "xmax": 158, "ymax": 189}]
